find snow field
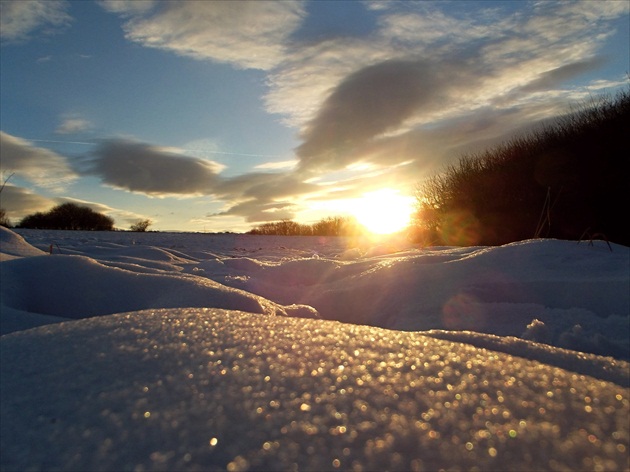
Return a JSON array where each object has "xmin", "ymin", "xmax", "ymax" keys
[{"xmin": 1, "ymin": 227, "xmax": 629, "ymax": 470}]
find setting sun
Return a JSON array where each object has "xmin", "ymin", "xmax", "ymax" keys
[{"xmin": 350, "ymin": 189, "xmax": 416, "ymax": 234}]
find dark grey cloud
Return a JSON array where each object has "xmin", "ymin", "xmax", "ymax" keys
[
  {"xmin": 213, "ymin": 172, "xmax": 284, "ymax": 199},
  {"xmin": 517, "ymin": 58, "xmax": 608, "ymax": 94},
  {"xmin": 85, "ymin": 140, "xmax": 223, "ymax": 196},
  {"xmin": 81, "ymin": 139, "xmax": 322, "ymax": 224},
  {"xmin": 230, "ymin": 173, "xmax": 316, "ymax": 201},
  {"xmin": 296, "ymin": 59, "xmax": 445, "ymax": 170},
  {"xmin": 212, "ymin": 172, "xmax": 319, "ymax": 223},
  {"xmin": 212, "ymin": 200, "xmax": 297, "ymax": 223}
]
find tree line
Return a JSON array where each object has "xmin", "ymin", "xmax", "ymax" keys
[
  {"xmin": 248, "ymin": 216, "xmax": 361, "ymax": 236},
  {"xmin": 413, "ymin": 87, "xmax": 630, "ymax": 247},
  {"xmin": 4, "ymin": 201, "xmax": 357, "ymax": 236}
]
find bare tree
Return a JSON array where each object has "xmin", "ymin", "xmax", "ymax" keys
[
  {"xmin": 0, "ymin": 173, "xmax": 14, "ymax": 227},
  {"xmin": 0, "ymin": 172, "xmax": 14, "ymax": 194}
]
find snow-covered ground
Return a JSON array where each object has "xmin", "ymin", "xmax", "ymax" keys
[{"xmin": 1, "ymin": 227, "xmax": 628, "ymax": 470}]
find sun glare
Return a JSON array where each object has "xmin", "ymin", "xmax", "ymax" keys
[{"xmin": 351, "ymin": 189, "xmax": 415, "ymax": 235}]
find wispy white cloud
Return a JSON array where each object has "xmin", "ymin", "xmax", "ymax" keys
[
  {"xmin": 209, "ymin": 171, "xmax": 319, "ymax": 223},
  {"xmin": 0, "ymin": 0, "xmax": 71, "ymax": 43},
  {"xmin": 98, "ymin": 0, "xmax": 155, "ymax": 16},
  {"xmin": 217, "ymin": 172, "xmax": 316, "ymax": 203},
  {"xmin": 55, "ymin": 116, "xmax": 92, "ymax": 135},
  {"xmin": 377, "ymin": 8, "xmax": 493, "ymax": 46},
  {"xmin": 101, "ymin": 0, "xmax": 306, "ymax": 70},
  {"xmin": 264, "ymin": 4, "xmax": 511, "ymax": 131},
  {"xmin": 0, "ymin": 132, "xmax": 78, "ymax": 190},
  {"xmin": 516, "ymin": 59, "xmax": 608, "ymax": 94}
]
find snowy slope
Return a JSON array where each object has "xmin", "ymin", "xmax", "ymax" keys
[{"xmin": 1, "ymin": 309, "xmax": 628, "ymax": 471}]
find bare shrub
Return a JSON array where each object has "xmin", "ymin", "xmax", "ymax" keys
[{"xmin": 130, "ymin": 219, "xmax": 152, "ymax": 232}]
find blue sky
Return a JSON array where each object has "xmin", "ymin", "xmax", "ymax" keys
[{"xmin": 1, "ymin": 0, "xmax": 628, "ymax": 232}]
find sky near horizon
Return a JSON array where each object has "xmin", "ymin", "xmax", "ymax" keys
[{"xmin": 0, "ymin": 0, "xmax": 628, "ymax": 232}]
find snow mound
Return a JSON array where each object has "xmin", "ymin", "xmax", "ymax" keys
[
  {"xmin": 0, "ymin": 254, "xmax": 318, "ymax": 321},
  {"xmin": 0, "ymin": 226, "xmax": 46, "ymax": 260},
  {"xmin": 1, "ymin": 308, "xmax": 628, "ymax": 471}
]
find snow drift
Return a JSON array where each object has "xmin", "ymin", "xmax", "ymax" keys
[{"xmin": 2, "ymin": 227, "xmax": 628, "ymax": 358}]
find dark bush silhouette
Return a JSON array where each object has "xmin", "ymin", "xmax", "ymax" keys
[
  {"xmin": 248, "ymin": 216, "xmax": 360, "ymax": 236},
  {"xmin": 249, "ymin": 220, "xmax": 312, "ymax": 236},
  {"xmin": 0, "ymin": 173, "xmax": 13, "ymax": 227},
  {"xmin": 0, "ymin": 208, "xmax": 11, "ymax": 228},
  {"xmin": 18, "ymin": 203, "xmax": 115, "ymax": 231},
  {"xmin": 311, "ymin": 216, "xmax": 360, "ymax": 236},
  {"xmin": 414, "ymin": 88, "xmax": 630, "ymax": 246},
  {"xmin": 130, "ymin": 219, "xmax": 152, "ymax": 232}
]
